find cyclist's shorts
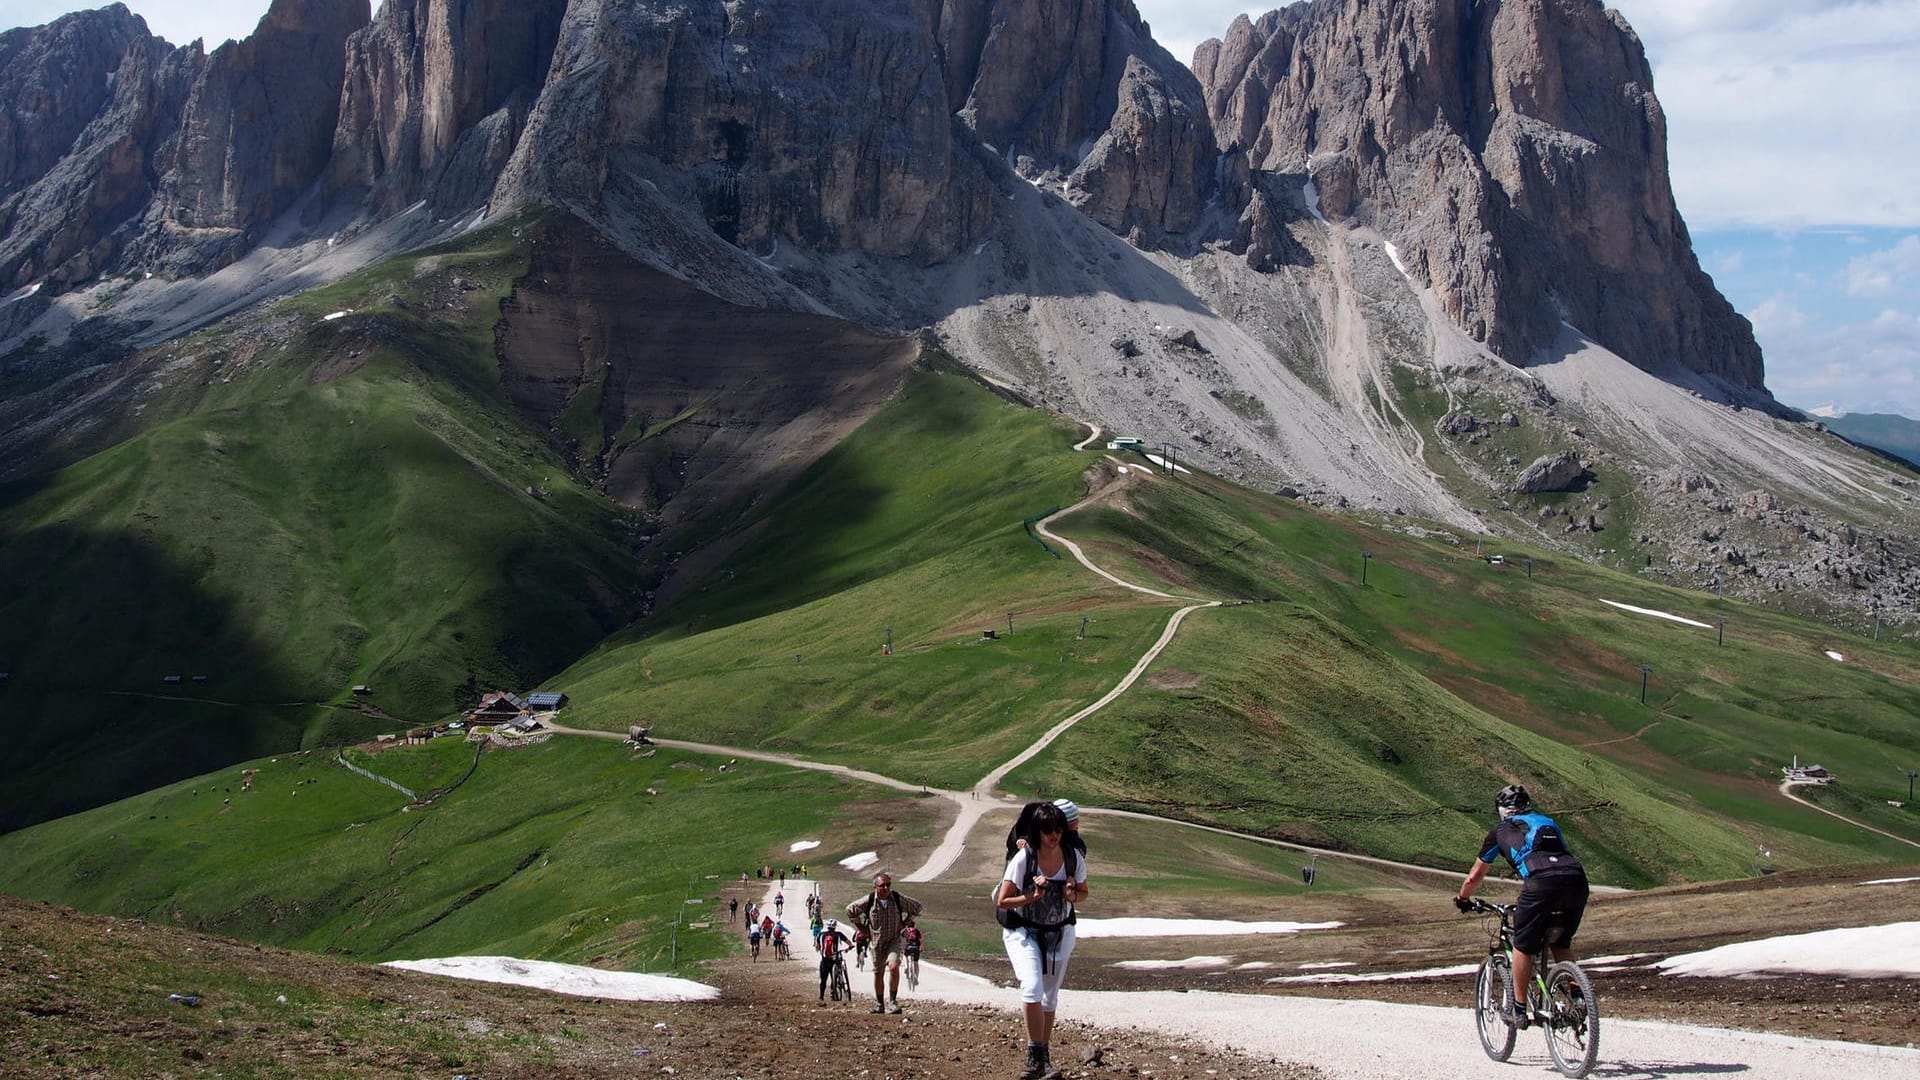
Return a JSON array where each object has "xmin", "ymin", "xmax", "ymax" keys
[{"xmin": 1513, "ymin": 874, "xmax": 1589, "ymax": 955}]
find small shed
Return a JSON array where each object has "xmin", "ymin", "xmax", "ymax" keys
[
  {"xmin": 1107, "ymin": 436, "xmax": 1146, "ymax": 452},
  {"xmin": 162, "ymin": 675, "xmax": 183, "ymax": 685},
  {"xmin": 526, "ymin": 690, "xmax": 568, "ymax": 710},
  {"xmin": 509, "ymin": 714, "xmax": 541, "ymax": 733}
]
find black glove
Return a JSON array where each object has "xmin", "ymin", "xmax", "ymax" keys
[{"xmin": 1453, "ymin": 895, "xmax": 1474, "ymax": 913}]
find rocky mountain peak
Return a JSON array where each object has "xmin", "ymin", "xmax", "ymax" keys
[{"xmin": 1194, "ymin": 0, "xmax": 1765, "ymax": 393}]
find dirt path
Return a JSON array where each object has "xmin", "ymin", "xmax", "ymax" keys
[{"xmin": 1780, "ymin": 780, "xmax": 1920, "ymax": 850}]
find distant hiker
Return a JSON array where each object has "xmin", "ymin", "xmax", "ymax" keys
[
  {"xmin": 996, "ymin": 800, "xmax": 1088, "ymax": 1080},
  {"xmin": 1455, "ymin": 784, "xmax": 1590, "ymax": 1025},
  {"xmin": 729, "ymin": 897, "xmax": 739, "ymax": 920},
  {"xmin": 846, "ymin": 872, "xmax": 923, "ymax": 1013}
]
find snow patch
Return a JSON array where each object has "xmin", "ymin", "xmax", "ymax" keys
[
  {"xmin": 1657, "ymin": 922, "xmax": 1920, "ymax": 979},
  {"xmin": 384, "ymin": 956, "xmax": 720, "ymax": 1001},
  {"xmin": 1296, "ymin": 961, "xmax": 1357, "ymax": 970},
  {"xmin": 1077, "ymin": 918, "xmax": 1341, "ymax": 939},
  {"xmin": 321, "ymin": 310, "xmax": 352, "ymax": 321},
  {"xmin": 839, "ymin": 851, "xmax": 878, "ymax": 872},
  {"xmin": 1826, "ymin": 650, "xmax": 1846, "ymax": 662},
  {"xmin": 1862, "ymin": 877, "xmax": 1920, "ymax": 886},
  {"xmin": 1301, "ymin": 172, "xmax": 1326, "ymax": 223},
  {"xmin": 1269, "ymin": 962, "xmax": 1479, "ymax": 984},
  {"xmin": 789, "ymin": 840, "xmax": 821, "ymax": 853},
  {"xmin": 1113, "ymin": 956, "xmax": 1231, "ymax": 970},
  {"xmin": 1141, "ymin": 453, "xmax": 1191, "ymax": 475},
  {"xmin": 1599, "ymin": 599, "xmax": 1712, "ymax": 628},
  {"xmin": 1383, "ymin": 241, "xmax": 1414, "ymax": 284}
]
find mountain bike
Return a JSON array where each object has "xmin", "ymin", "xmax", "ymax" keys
[
  {"xmin": 1464, "ymin": 898, "xmax": 1600, "ymax": 1078},
  {"xmin": 775, "ymin": 934, "xmax": 791, "ymax": 961},
  {"xmin": 903, "ymin": 949, "xmax": 920, "ymax": 993},
  {"xmin": 828, "ymin": 954, "xmax": 853, "ymax": 1003},
  {"xmin": 749, "ymin": 934, "xmax": 761, "ymax": 961},
  {"xmin": 855, "ymin": 938, "xmax": 869, "ymax": 971}
]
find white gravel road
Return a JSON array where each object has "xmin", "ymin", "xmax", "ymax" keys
[{"xmin": 907, "ymin": 960, "xmax": 1920, "ymax": 1079}]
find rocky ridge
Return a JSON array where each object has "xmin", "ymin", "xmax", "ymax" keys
[{"xmin": 1194, "ymin": 0, "xmax": 1763, "ymax": 393}]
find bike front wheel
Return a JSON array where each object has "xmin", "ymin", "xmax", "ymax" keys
[
  {"xmin": 831, "ymin": 960, "xmax": 851, "ymax": 1003},
  {"xmin": 1474, "ymin": 954, "xmax": 1517, "ymax": 1062},
  {"xmin": 1543, "ymin": 961, "xmax": 1599, "ymax": 1078},
  {"xmin": 905, "ymin": 955, "xmax": 920, "ymax": 992}
]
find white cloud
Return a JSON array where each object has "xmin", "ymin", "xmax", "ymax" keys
[
  {"xmin": 1763, "ymin": 303, "xmax": 1920, "ymax": 416},
  {"xmin": 1845, "ymin": 235, "xmax": 1920, "ymax": 297},
  {"xmin": 1715, "ymin": 251, "xmax": 1744, "ymax": 276}
]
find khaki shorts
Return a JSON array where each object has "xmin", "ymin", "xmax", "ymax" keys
[{"xmin": 871, "ymin": 934, "xmax": 907, "ymax": 966}]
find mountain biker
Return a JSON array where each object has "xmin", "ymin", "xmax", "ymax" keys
[
  {"xmin": 817, "ymin": 918, "xmax": 853, "ymax": 1000},
  {"xmin": 748, "ymin": 924, "xmax": 762, "ymax": 960},
  {"xmin": 1455, "ymin": 784, "xmax": 1590, "ymax": 1023},
  {"xmin": 772, "ymin": 921, "xmax": 791, "ymax": 958},
  {"xmin": 846, "ymin": 872, "xmax": 923, "ymax": 1013},
  {"xmin": 997, "ymin": 799, "xmax": 1088, "ymax": 1080},
  {"xmin": 901, "ymin": 916, "xmax": 922, "ymax": 962}
]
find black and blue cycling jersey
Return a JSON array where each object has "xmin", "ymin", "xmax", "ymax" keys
[{"xmin": 1480, "ymin": 811, "xmax": 1584, "ymax": 880}]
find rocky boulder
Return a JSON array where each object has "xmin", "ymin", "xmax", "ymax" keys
[{"xmin": 1514, "ymin": 451, "xmax": 1588, "ymax": 494}]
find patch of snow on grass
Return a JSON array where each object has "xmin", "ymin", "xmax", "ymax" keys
[
  {"xmin": 321, "ymin": 310, "xmax": 351, "ymax": 321},
  {"xmin": 1297, "ymin": 961, "xmax": 1357, "ymax": 970},
  {"xmin": 790, "ymin": 840, "xmax": 821, "ymax": 853},
  {"xmin": 1826, "ymin": 650, "xmax": 1846, "ymax": 661},
  {"xmin": 4, "ymin": 282, "xmax": 43, "ymax": 305},
  {"xmin": 1600, "ymin": 599, "xmax": 1712, "ymax": 628},
  {"xmin": 839, "ymin": 851, "xmax": 877, "ymax": 872},
  {"xmin": 1141, "ymin": 453, "xmax": 1191, "ymax": 475},
  {"xmin": 1113, "ymin": 955, "xmax": 1231, "ymax": 970},
  {"xmin": 1077, "ymin": 918, "xmax": 1340, "ymax": 939},
  {"xmin": 1234, "ymin": 961, "xmax": 1275, "ymax": 970},
  {"xmin": 1862, "ymin": 877, "xmax": 1920, "ymax": 886},
  {"xmin": 384, "ymin": 956, "xmax": 720, "ymax": 1001},
  {"xmin": 1268, "ymin": 962, "xmax": 1478, "ymax": 984},
  {"xmin": 1656, "ymin": 922, "xmax": 1920, "ymax": 979}
]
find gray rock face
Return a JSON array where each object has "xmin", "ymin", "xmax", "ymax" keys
[
  {"xmin": 1193, "ymin": 0, "xmax": 1765, "ymax": 391},
  {"xmin": 327, "ymin": 0, "xmax": 564, "ymax": 214},
  {"xmin": 1515, "ymin": 451, "xmax": 1588, "ymax": 494},
  {"xmin": 0, "ymin": 5, "xmax": 194, "ymax": 290},
  {"xmin": 140, "ymin": 0, "xmax": 370, "ymax": 273},
  {"xmin": 0, "ymin": 1, "xmax": 368, "ymax": 288}
]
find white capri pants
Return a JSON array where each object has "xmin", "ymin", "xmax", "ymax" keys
[{"xmin": 1002, "ymin": 923, "xmax": 1076, "ymax": 1009}]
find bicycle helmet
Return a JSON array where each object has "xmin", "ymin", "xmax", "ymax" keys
[
  {"xmin": 826, "ymin": 918, "xmax": 837, "ymax": 930},
  {"xmin": 1495, "ymin": 784, "xmax": 1531, "ymax": 813}
]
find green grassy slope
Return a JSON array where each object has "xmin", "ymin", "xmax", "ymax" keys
[
  {"xmin": 0, "ymin": 219, "xmax": 647, "ymax": 830},
  {"xmin": 0, "ymin": 735, "xmax": 925, "ymax": 967},
  {"xmin": 553, "ymin": 365, "xmax": 1183, "ymax": 782},
  {"xmin": 1015, "ymin": 469, "xmax": 1920, "ymax": 883}
]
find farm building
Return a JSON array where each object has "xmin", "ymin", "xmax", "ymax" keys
[
  {"xmin": 471, "ymin": 691, "xmax": 529, "ymax": 721},
  {"xmin": 526, "ymin": 691, "xmax": 567, "ymax": 710}
]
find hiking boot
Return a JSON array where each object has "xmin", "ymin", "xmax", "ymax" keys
[
  {"xmin": 1502, "ymin": 999, "xmax": 1530, "ymax": 1028},
  {"xmin": 1039, "ymin": 1043, "xmax": 1062, "ymax": 1079},
  {"xmin": 870, "ymin": 1002, "xmax": 887, "ymax": 1014},
  {"xmin": 1017, "ymin": 1044, "xmax": 1046, "ymax": 1080},
  {"xmin": 888, "ymin": 1002, "xmax": 904, "ymax": 1014}
]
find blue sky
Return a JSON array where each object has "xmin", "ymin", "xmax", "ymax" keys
[{"xmin": 6, "ymin": 0, "xmax": 1918, "ymax": 417}]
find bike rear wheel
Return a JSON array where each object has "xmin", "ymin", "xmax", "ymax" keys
[
  {"xmin": 1474, "ymin": 954, "xmax": 1517, "ymax": 1062},
  {"xmin": 831, "ymin": 959, "xmax": 851, "ymax": 1003},
  {"xmin": 1543, "ymin": 961, "xmax": 1599, "ymax": 1078},
  {"xmin": 905, "ymin": 955, "xmax": 919, "ymax": 992}
]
